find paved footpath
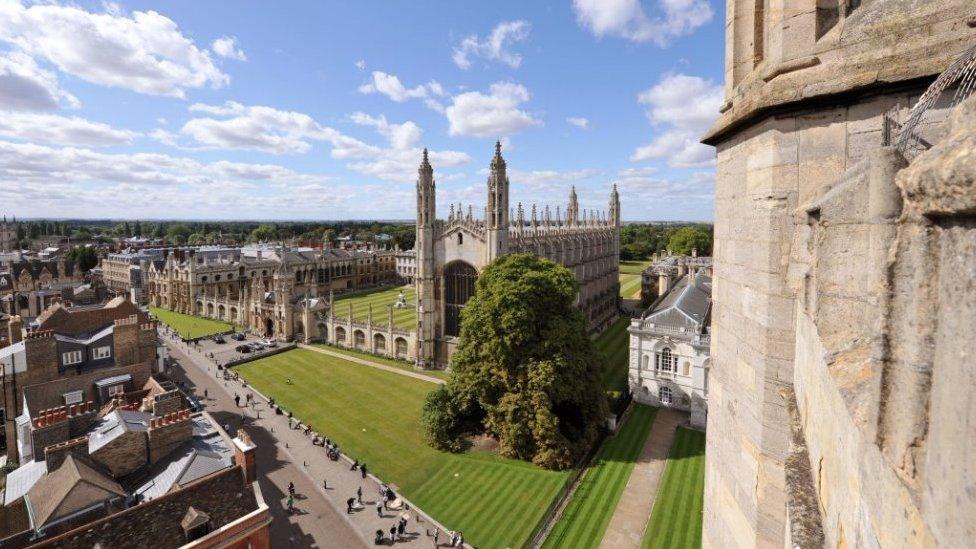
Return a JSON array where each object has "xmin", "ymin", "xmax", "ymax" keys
[
  {"xmin": 598, "ymin": 408, "xmax": 687, "ymax": 549},
  {"xmin": 165, "ymin": 335, "xmax": 463, "ymax": 548},
  {"xmin": 298, "ymin": 344, "xmax": 445, "ymax": 385}
]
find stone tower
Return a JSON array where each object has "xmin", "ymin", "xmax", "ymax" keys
[
  {"xmin": 485, "ymin": 141, "xmax": 509, "ymax": 263},
  {"xmin": 566, "ymin": 186, "xmax": 579, "ymax": 226},
  {"xmin": 415, "ymin": 149, "xmax": 437, "ymax": 368},
  {"xmin": 608, "ymin": 184, "xmax": 620, "ymax": 228},
  {"xmin": 701, "ymin": 1, "xmax": 976, "ymax": 548}
]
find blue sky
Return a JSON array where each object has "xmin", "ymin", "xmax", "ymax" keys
[{"xmin": 0, "ymin": 0, "xmax": 724, "ymax": 221}]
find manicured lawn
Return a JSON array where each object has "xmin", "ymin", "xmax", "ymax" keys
[
  {"xmin": 334, "ymin": 285, "xmax": 416, "ymax": 330},
  {"xmin": 148, "ymin": 306, "xmax": 235, "ymax": 339},
  {"xmin": 619, "ymin": 260, "xmax": 651, "ymax": 299},
  {"xmin": 642, "ymin": 428, "xmax": 707, "ymax": 549},
  {"xmin": 311, "ymin": 343, "xmax": 450, "ymax": 381},
  {"xmin": 236, "ymin": 349, "xmax": 567, "ymax": 549},
  {"xmin": 595, "ymin": 317, "xmax": 632, "ymax": 394},
  {"xmin": 541, "ymin": 405, "xmax": 658, "ymax": 549}
]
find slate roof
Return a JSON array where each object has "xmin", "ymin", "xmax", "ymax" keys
[
  {"xmin": 642, "ymin": 272, "xmax": 712, "ymax": 334},
  {"xmin": 3, "ymin": 459, "xmax": 46, "ymax": 505},
  {"xmin": 88, "ymin": 409, "xmax": 149, "ymax": 454},
  {"xmin": 133, "ymin": 414, "xmax": 233, "ymax": 501}
]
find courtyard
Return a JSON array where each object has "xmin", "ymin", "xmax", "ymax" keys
[
  {"xmin": 235, "ymin": 348, "xmax": 567, "ymax": 549},
  {"xmin": 619, "ymin": 259, "xmax": 651, "ymax": 299},
  {"xmin": 333, "ymin": 285, "xmax": 417, "ymax": 329},
  {"xmin": 148, "ymin": 306, "xmax": 237, "ymax": 339}
]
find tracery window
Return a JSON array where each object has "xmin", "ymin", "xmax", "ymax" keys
[{"xmin": 444, "ymin": 261, "xmax": 477, "ymax": 337}]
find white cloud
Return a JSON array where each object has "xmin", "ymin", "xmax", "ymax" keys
[
  {"xmin": 0, "ymin": 1, "xmax": 228, "ymax": 98},
  {"xmin": 452, "ymin": 20, "xmax": 530, "ymax": 69},
  {"xmin": 355, "ymin": 60, "xmax": 366, "ymax": 70},
  {"xmin": 358, "ymin": 71, "xmax": 445, "ymax": 103},
  {"xmin": 566, "ymin": 117, "xmax": 589, "ymax": 129},
  {"xmin": 181, "ymin": 102, "xmax": 376, "ymax": 155},
  {"xmin": 212, "ymin": 36, "xmax": 247, "ymax": 61},
  {"xmin": 573, "ymin": 0, "xmax": 713, "ymax": 46},
  {"xmin": 348, "ymin": 112, "xmax": 470, "ymax": 182},
  {"xmin": 615, "ymin": 166, "xmax": 714, "ymax": 200},
  {"xmin": 0, "ymin": 50, "xmax": 78, "ymax": 111},
  {"xmin": 0, "ymin": 112, "xmax": 138, "ymax": 146},
  {"xmin": 631, "ymin": 73, "xmax": 721, "ymax": 167},
  {"xmin": 445, "ymin": 82, "xmax": 541, "ymax": 137}
]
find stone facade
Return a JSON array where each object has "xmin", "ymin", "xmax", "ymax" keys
[
  {"xmin": 0, "ymin": 217, "xmax": 17, "ymax": 253},
  {"xmin": 701, "ymin": 2, "xmax": 976, "ymax": 548},
  {"xmin": 146, "ymin": 245, "xmax": 396, "ymax": 340},
  {"xmin": 415, "ymin": 144, "xmax": 621, "ymax": 368}
]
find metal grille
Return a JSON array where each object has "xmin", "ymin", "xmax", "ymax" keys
[{"xmin": 892, "ymin": 43, "xmax": 976, "ymax": 160}]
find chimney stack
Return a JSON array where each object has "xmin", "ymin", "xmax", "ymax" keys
[
  {"xmin": 8, "ymin": 315, "xmax": 23, "ymax": 345},
  {"xmin": 233, "ymin": 430, "xmax": 257, "ymax": 484}
]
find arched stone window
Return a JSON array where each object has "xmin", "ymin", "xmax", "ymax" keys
[
  {"xmin": 395, "ymin": 337, "xmax": 408, "ymax": 358},
  {"xmin": 657, "ymin": 347, "xmax": 675, "ymax": 372},
  {"xmin": 458, "ymin": 233, "xmax": 463, "ymax": 245},
  {"xmin": 335, "ymin": 327, "xmax": 346, "ymax": 343},
  {"xmin": 444, "ymin": 261, "xmax": 477, "ymax": 337},
  {"xmin": 373, "ymin": 333, "xmax": 386, "ymax": 353},
  {"xmin": 659, "ymin": 385, "xmax": 673, "ymax": 405},
  {"xmin": 682, "ymin": 361, "xmax": 691, "ymax": 376},
  {"xmin": 354, "ymin": 330, "xmax": 366, "ymax": 349},
  {"xmin": 642, "ymin": 354, "xmax": 650, "ymax": 370}
]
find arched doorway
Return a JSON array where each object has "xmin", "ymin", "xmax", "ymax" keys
[
  {"xmin": 317, "ymin": 323, "xmax": 328, "ymax": 341},
  {"xmin": 443, "ymin": 261, "xmax": 478, "ymax": 337},
  {"xmin": 264, "ymin": 318, "xmax": 274, "ymax": 337},
  {"xmin": 335, "ymin": 327, "xmax": 346, "ymax": 344},
  {"xmin": 394, "ymin": 337, "xmax": 408, "ymax": 358},
  {"xmin": 354, "ymin": 330, "xmax": 366, "ymax": 350},
  {"xmin": 373, "ymin": 333, "xmax": 386, "ymax": 353}
]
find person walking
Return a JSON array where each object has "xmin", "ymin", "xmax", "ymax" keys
[
  {"xmin": 433, "ymin": 528, "xmax": 440, "ymax": 547},
  {"xmin": 390, "ymin": 525, "xmax": 397, "ymax": 542},
  {"xmin": 357, "ymin": 486, "xmax": 363, "ymax": 505},
  {"xmin": 376, "ymin": 500, "xmax": 383, "ymax": 518},
  {"xmin": 234, "ymin": 393, "xmax": 240, "ymax": 407},
  {"xmin": 361, "ymin": 463, "xmax": 367, "ymax": 479},
  {"xmin": 397, "ymin": 519, "xmax": 405, "ymax": 537},
  {"xmin": 203, "ymin": 388, "xmax": 208, "ymax": 400},
  {"xmin": 346, "ymin": 497, "xmax": 355, "ymax": 514},
  {"xmin": 286, "ymin": 494, "xmax": 294, "ymax": 513}
]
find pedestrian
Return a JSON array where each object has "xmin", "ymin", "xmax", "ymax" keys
[
  {"xmin": 357, "ymin": 486, "xmax": 363, "ymax": 505},
  {"xmin": 234, "ymin": 393, "xmax": 240, "ymax": 407},
  {"xmin": 457, "ymin": 532, "xmax": 464, "ymax": 547},
  {"xmin": 376, "ymin": 500, "xmax": 383, "ymax": 517},
  {"xmin": 390, "ymin": 525, "xmax": 397, "ymax": 542},
  {"xmin": 323, "ymin": 479, "xmax": 328, "ymax": 491},
  {"xmin": 287, "ymin": 494, "xmax": 294, "ymax": 513},
  {"xmin": 346, "ymin": 497, "xmax": 354, "ymax": 514},
  {"xmin": 433, "ymin": 528, "xmax": 440, "ymax": 547},
  {"xmin": 397, "ymin": 520, "xmax": 405, "ymax": 537},
  {"xmin": 361, "ymin": 463, "xmax": 367, "ymax": 479},
  {"xmin": 203, "ymin": 388, "xmax": 208, "ymax": 400},
  {"xmin": 351, "ymin": 459, "xmax": 359, "ymax": 471}
]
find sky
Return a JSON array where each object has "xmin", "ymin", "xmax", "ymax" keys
[{"xmin": 0, "ymin": 0, "xmax": 725, "ymax": 222}]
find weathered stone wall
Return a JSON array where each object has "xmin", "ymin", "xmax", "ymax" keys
[{"xmin": 703, "ymin": 87, "xmax": 955, "ymax": 548}]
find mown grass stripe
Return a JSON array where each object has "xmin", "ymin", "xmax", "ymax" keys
[{"xmin": 641, "ymin": 427, "xmax": 706, "ymax": 549}]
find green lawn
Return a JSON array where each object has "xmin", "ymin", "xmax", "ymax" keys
[
  {"xmin": 595, "ymin": 317, "xmax": 632, "ymax": 394},
  {"xmin": 619, "ymin": 259, "xmax": 651, "ymax": 299},
  {"xmin": 334, "ymin": 285, "xmax": 417, "ymax": 330},
  {"xmin": 542, "ymin": 406, "xmax": 658, "ymax": 549},
  {"xmin": 148, "ymin": 306, "xmax": 235, "ymax": 339},
  {"xmin": 642, "ymin": 428, "xmax": 707, "ymax": 549},
  {"xmin": 236, "ymin": 349, "xmax": 567, "ymax": 549},
  {"xmin": 311, "ymin": 343, "xmax": 450, "ymax": 381}
]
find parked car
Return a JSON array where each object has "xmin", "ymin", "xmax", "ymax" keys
[
  {"xmin": 212, "ymin": 335, "xmax": 226, "ymax": 344},
  {"xmin": 264, "ymin": 339, "xmax": 277, "ymax": 348},
  {"xmin": 249, "ymin": 342, "xmax": 265, "ymax": 351},
  {"xmin": 231, "ymin": 332, "xmax": 246, "ymax": 341},
  {"xmin": 236, "ymin": 344, "xmax": 251, "ymax": 353}
]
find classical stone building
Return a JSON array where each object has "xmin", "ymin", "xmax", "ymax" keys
[
  {"xmin": 416, "ymin": 144, "xmax": 620, "ymax": 368},
  {"xmin": 629, "ymin": 269, "xmax": 711, "ymax": 428},
  {"xmin": 701, "ymin": 2, "xmax": 976, "ymax": 547},
  {"xmin": 0, "ymin": 257, "xmax": 85, "ymax": 320},
  {"xmin": 640, "ymin": 251, "xmax": 713, "ymax": 306},
  {"xmin": 146, "ymin": 245, "xmax": 396, "ymax": 340}
]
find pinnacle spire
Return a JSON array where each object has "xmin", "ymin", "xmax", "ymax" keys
[
  {"xmin": 490, "ymin": 140, "xmax": 506, "ymax": 170},
  {"xmin": 419, "ymin": 147, "xmax": 432, "ymax": 173}
]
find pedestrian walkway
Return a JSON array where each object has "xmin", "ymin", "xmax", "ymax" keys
[
  {"xmin": 166, "ymin": 333, "xmax": 464, "ymax": 548},
  {"xmin": 299, "ymin": 344, "xmax": 445, "ymax": 385},
  {"xmin": 598, "ymin": 408, "xmax": 687, "ymax": 549}
]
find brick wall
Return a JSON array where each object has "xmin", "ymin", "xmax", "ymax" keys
[
  {"xmin": 91, "ymin": 430, "xmax": 147, "ymax": 477},
  {"xmin": 147, "ymin": 410, "xmax": 192, "ymax": 464},
  {"xmin": 44, "ymin": 436, "xmax": 89, "ymax": 472}
]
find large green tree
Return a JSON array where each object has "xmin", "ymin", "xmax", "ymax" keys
[
  {"xmin": 422, "ymin": 254, "xmax": 608, "ymax": 470},
  {"xmin": 667, "ymin": 226, "xmax": 712, "ymax": 256}
]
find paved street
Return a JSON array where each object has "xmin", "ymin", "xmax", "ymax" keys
[{"xmin": 163, "ymin": 333, "xmax": 463, "ymax": 548}]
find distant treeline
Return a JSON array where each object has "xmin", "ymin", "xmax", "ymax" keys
[{"xmin": 620, "ymin": 223, "xmax": 713, "ymax": 260}]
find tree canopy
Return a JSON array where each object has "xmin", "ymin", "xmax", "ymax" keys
[
  {"xmin": 667, "ymin": 226, "xmax": 712, "ymax": 256},
  {"xmin": 421, "ymin": 254, "xmax": 608, "ymax": 470}
]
